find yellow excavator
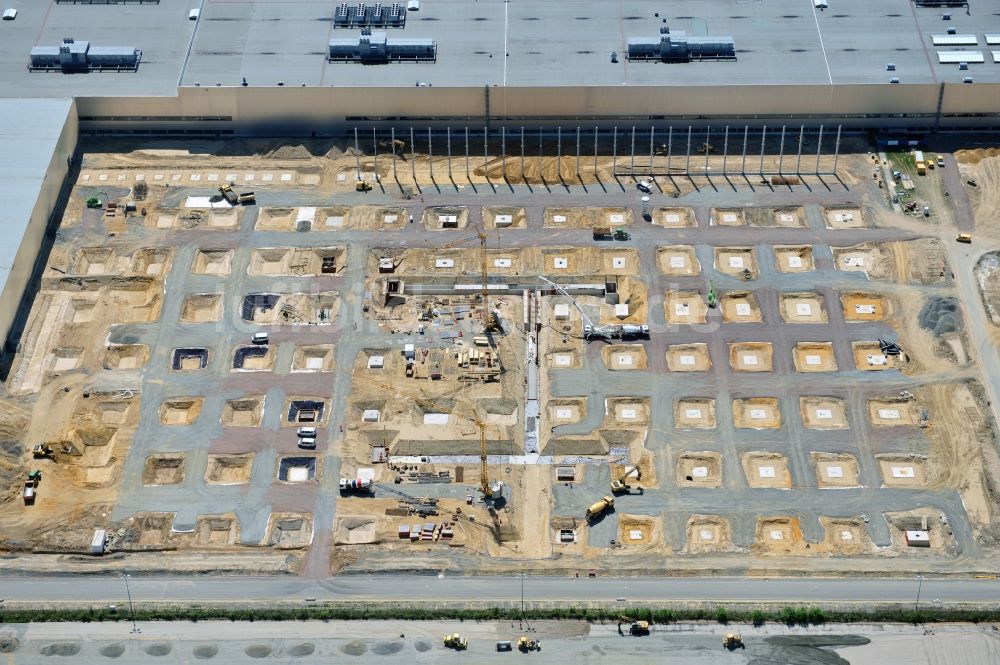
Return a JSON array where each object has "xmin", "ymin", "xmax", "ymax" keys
[{"xmin": 610, "ymin": 464, "xmax": 641, "ymax": 494}]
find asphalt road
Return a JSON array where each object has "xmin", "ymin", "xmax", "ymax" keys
[
  {"xmin": 1, "ymin": 575, "xmax": 998, "ymax": 606},
  {"xmin": 4, "ymin": 619, "xmax": 998, "ymax": 665}
]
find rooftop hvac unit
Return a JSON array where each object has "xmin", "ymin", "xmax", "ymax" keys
[
  {"xmin": 627, "ymin": 26, "xmax": 735, "ymax": 62},
  {"xmin": 335, "ymin": 2, "xmax": 350, "ymax": 25},
  {"xmin": 30, "ymin": 37, "xmax": 140, "ymax": 72}
]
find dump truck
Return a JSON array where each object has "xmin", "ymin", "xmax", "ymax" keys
[
  {"xmin": 219, "ymin": 185, "xmax": 239, "ymax": 205},
  {"xmin": 593, "ymin": 227, "xmax": 630, "ymax": 241},
  {"xmin": 586, "ymin": 495, "xmax": 614, "ymax": 521},
  {"xmin": 237, "ymin": 191, "xmax": 256, "ymax": 205},
  {"xmin": 517, "ymin": 637, "xmax": 540, "ymax": 651},
  {"xmin": 722, "ymin": 632, "xmax": 744, "ymax": 649},
  {"xmin": 957, "ymin": 233, "xmax": 972, "ymax": 244},
  {"xmin": 443, "ymin": 634, "xmax": 468, "ymax": 650},
  {"xmin": 629, "ymin": 621, "xmax": 650, "ymax": 636}
]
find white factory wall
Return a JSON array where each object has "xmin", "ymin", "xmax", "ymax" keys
[
  {"xmin": 0, "ymin": 101, "xmax": 79, "ymax": 350},
  {"xmin": 74, "ymin": 83, "xmax": 1000, "ymax": 134}
]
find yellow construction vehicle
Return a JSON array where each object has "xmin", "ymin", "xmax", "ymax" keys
[
  {"xmin": 355, "ymin": 180, "xmax": 372, "ymax": 192},
  {"xmin": 517, "ymin": 636, "xmax": 539, "ymax": 651},
  {"xmin": 629, "ymin": 621, "xmax": 650, "ymax": 636},
  {"xmin": 722, "ymin": 632, "xmax": 744, "ymax": 650},
  {"xmin": 586, "ymin": 495, "xmax": 614, "ymax": 521},
  {"xmin": 443, "ymin": 634, "xmax": 468, "ymax": 650},
  {"xmin": 610, "ymin": 464, "xmax": 641, "ymax": 493}
]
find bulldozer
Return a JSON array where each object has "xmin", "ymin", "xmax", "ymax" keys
[
  {"xmin": 517, "ymin": 636, "xmax": 540, "ymax": 651},
  {"xmin": 443, "ymin": 634, "xmax": 468, "ymax": 650},
  {"xmin": 722, "ymin": 632, "xmax": 745, "ymax": 650}
]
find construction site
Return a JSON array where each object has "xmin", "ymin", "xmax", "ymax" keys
[{"xmin": 0, "ymin": 126, "xmax": 998, "ymax": 585}]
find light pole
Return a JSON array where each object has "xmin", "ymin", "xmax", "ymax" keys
[
  {"xmin": 122, "ymin": 573, "xmax": 140, "ymax": 634},
  {"xmin": 914, "ymin": 575, "xmax": 925, "ymax": 613}
]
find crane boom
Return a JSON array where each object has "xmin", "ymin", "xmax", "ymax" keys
[{"xmin": 477, "ymin": 419, "xmax": 491, "ymax": 498}]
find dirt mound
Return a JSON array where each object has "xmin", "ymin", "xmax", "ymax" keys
[
  {"xmin": 414, "ymin": 641, "xmax": 432, "ymax": 652},
  {"xmin": 100, "ymin": 642, "xmax": 125, "ymax": 658},
  {"xmin": 373, "ymin": 641, "xmax": 404, "ymax": 655},
  {"xmin": 955, "ymin": 147, "xmax": 1000, "ymax": 165},
  {"xmin": 245, "ymin": 644, "xmax": 273, "ymax": 658},
  {"xmin": 288, "ymin": 642, "xmax": 315, "ymax": 656},
  {"xmin": 40, "ymin": 642, "xmax": 82, "ymax": 656},
  {"xmin": 193, "ymin": 644, "xmax": 218, "ymax": 659},
  {"xmin": 919, "ymin": 296, "xmax": 964, "ymax": 335},
  {"xmin": 0, "ymin": 629, "xmax": 19, "ymax": 653},
  {"xmin": 341, "ymin": 640, "xmax": 368, "ymax": 656},
  {"xmin": 144, "ymin": 643, "xmax": 172, "ymax": 656}
]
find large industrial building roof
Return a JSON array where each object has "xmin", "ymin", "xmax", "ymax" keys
[{"xmin": 1, "ymin": 0, "xmax": 1000, "ymax": 96}]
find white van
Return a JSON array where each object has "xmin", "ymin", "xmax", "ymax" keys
[
  {"xmin": 251, "ymin": 332, "xmax": 269, "ymax": 345},
  {"xmin": 298, "ymin": 437, "xmax": 316, "ymax": 449},
  {"xmin": 297, "ymin": 427, "xmax": 317, "ymax": 437}
]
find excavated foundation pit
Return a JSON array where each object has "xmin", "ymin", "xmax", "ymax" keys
[
  {"xmin": 719, "ymin": 291, "xmax": 762, "ymax": 323},
  {"xmin": 277, "ymin": 455, "xmax": 319, "ymax": 483},
  {"xmin": 656, "ymin": 245, "xmax": 700, "ymax": 275},
  {"xmin": 248, "ymin": 247, "xmax": 344, "ymax": 276},
  {"xmin": 241, "ymin": 292, "xmax": 339, "ymax": 325},
  {"xmin": 729, "ymin": 342, "xmax": 773, "ymax": 372},
  {"xmin": 142, "ymin": 454, "xmax": 186, "ymax": 486},
  {"xmin": 158, "ymin": 398, "xmax": 203, "ymax": 425},
  {"xmin": 712, "ymin": 208, "xmax": 745, "ymax": 226},
  {"xmin": 733, "ymin": 398, "xmax": 781, "ymax": 429},
  {"xmin": 878, "ymin": 454, "xmax": 929, "ymax": 487},
  {"xmin": 842, "ymin": 292, "xmax": 890, "ymax": 322},
  {"xmin": 852, "ymin": 341, "xmax": 901, "ymax": 371},
  {"xmin": 422, "ymin": 206, "xmax": 469, "ymax": 230},
  {"xmin": 232, "ymin": 345, "xmax": 276, "ymax": 371},
  {"xmin": 205, "ymin": 453, "xmax": 255, "ymax": 485},
  {"xmin": 674, "ymin": 398, "xmax": 716, "ymax": 429},
  {"xmin": 714, "ymin": 247, "xmax": 758, "ymax": 279},
  {"xmin": 677, "ymin": 451, "xmax": 722, "ymax": 487},
  {"xmin": 812, "ymin": 452, "xmax": 861, "ymax": 488},
  {"xmin": 172, "ymin": 348, "xmax": 208, "ymax": 371},
  {"xmin": 684, "ymin": 515, "xmax": 731, "ymax": 554},
  {"xmin": 268, "ymin": 513, "xmax": 314, "ymax": 548},
  {"xmin": 221, "ymin": 396, "xmax": 265, "ymax": 427},
  {"xmin": 774, "ymin": 245, "xmax": 815, "ymax": 272},
  {"xmin": 286, "ymin": 398, "xmax": 328, "ymax": 425},
  {"xmin": 191, "ymin": 249, "xmax": 234, "ymax": 275},
  {"xmin": 666, "ymin": 343, "xmax": 712, "ymax": 372},
  {"xmin": 868, "ymin": 398, "xmax": 921, "ymax": 426},
  {"xmin": 800, "ymin": 396, "xmax": 850, "ymax": 430},
  {"xmin": 753, "ymin": 517, "xmax": 804, "ymax": 555},
  {"xmin": 75, "ymin": 247, "xmax": 114, "ymax": 275},
  {"xmin": 650, "ymin": 206, "xmax": 694, "ymax": 227},
  {"xmin": 131, "ymin": 248, "xmax": 173, "ymax": 276},
  {"xmin": 180, "ymin": 293, "xmax": 224, "ymax": 323},
  {"xmin": 49, "ymin": 347, "xmax": 83, "ymax": 374},
  {"xmin": 196, "ymin": 515, "xmax": 240, "ymax": 546},
  {"xmin": 780, "ymin": 292, "xmax": 827, "ymax": 323},
  {"xmin": 742, "ymin": 452, "xmax": 792, "ymax": 489},
  {"xmin": 602, "ymin": 344, "xmax": 647, "ymax": 370},
  {"xmin": 825, "ymin": 206, "xmax": 865, "ymax": 229},
  {"xmin": 793, "ymin": 342, "xmax": 837, "ymax": 372},
  {"xmin": 664, "ymin": 291, "xmax": 708, "ymax": 325},
  {"xmin": 483, "ymin": 206, "xmax": 527, "ymax": 229},
  {"xmin": 291, "ymin": 344, "xmax": 335, "ymax": 372}
]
